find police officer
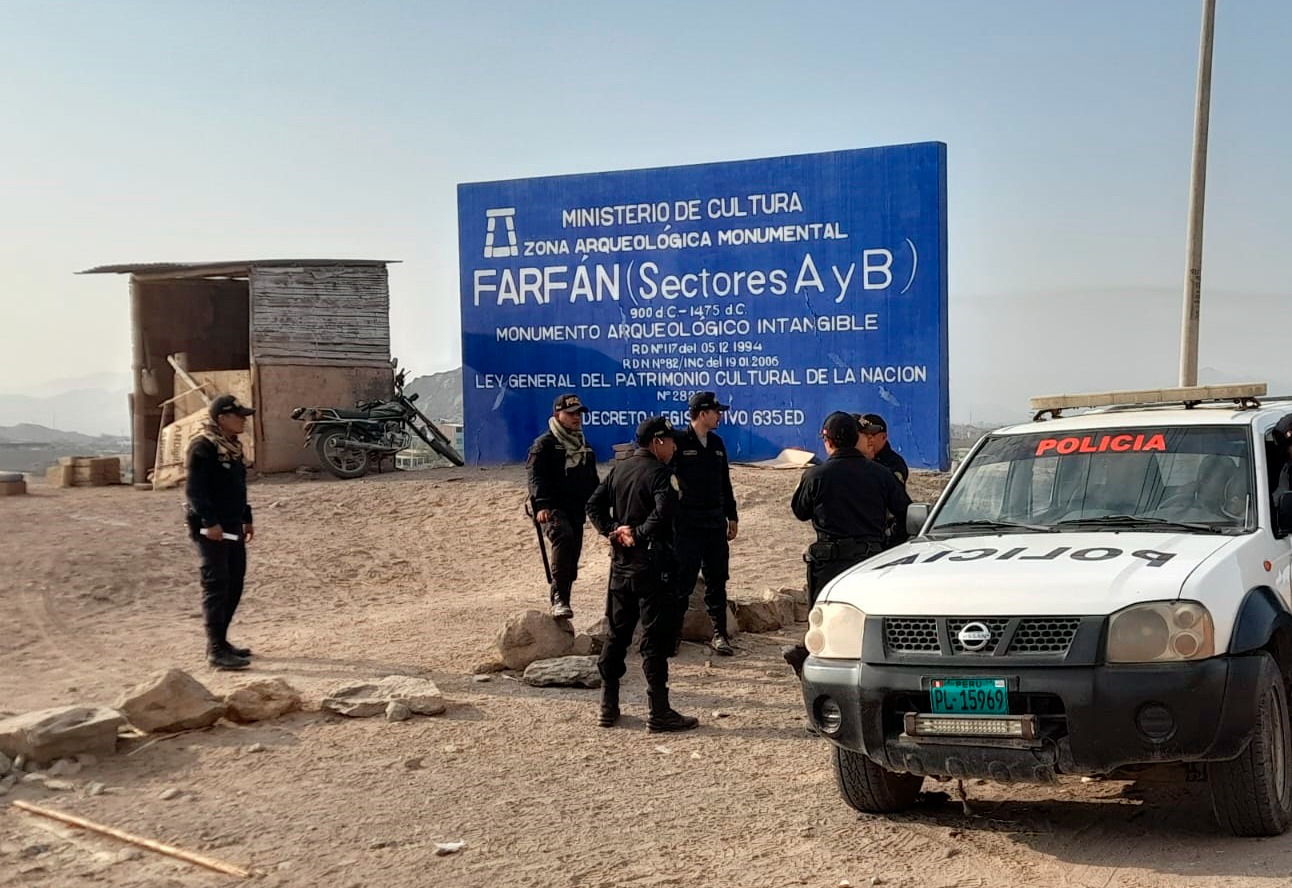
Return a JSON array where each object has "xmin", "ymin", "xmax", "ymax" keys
[
  {"xmin": 783, "ymin": 411, "xmax": 911, "ymax": 677},
  {"xmin": 185, "ymin": 394, "xmax": 257, "ymax": 671},
  {"xmin": 527, "ymin": 393, "xmax": 600, "ymax": 619},
  {"xmin": 673, "ymin": 392, "xmax": 739, "ymax": 656},
  {"xmin": 586, "ymin": 416, "xmax": 699, "ymax": 733},
  {"xmin": 856, "ymin": 412, "xmax": 909, "ymax": 549},
  {"xmin": 857, "ymin": 413, "xmax": 909, "ymax": 484}
]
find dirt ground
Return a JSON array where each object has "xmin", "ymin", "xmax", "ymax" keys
[{"xmin": 3, "ymin": 464, "xmax": 1292, "ymax": 887}]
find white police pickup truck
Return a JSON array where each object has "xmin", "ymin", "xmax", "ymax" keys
[{"xmin": 800, "ymin": 384, "xmax": 1292, "ymax": 836}]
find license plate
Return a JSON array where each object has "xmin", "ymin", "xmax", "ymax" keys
[{"xmin": 928, "ymin": 678, "xmax": 1009, "ymax": 715}]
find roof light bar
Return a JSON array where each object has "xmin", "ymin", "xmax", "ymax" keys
[{"xmin": 1030, "ymin": 383, "xmax": 1266, "ymax": 420}]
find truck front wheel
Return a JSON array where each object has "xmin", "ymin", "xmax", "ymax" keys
[
  {"xmin": 1209, "ymin": 654, "xmax": 1292, "ymax": 837},
  {"xmin": 833, "ymin": 746, "xmax": 923, "ymax": 813}
]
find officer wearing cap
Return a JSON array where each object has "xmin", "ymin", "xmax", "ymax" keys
[
  {"xmin": 783, "ymin": 411, "xmax": 911, "ymax": 678},
  {"xmin": 527, "ymin": 393, "xmax": 600, "ymax": 619},
  {"xmin": 185, "ymin": 394, "xmax": 257, "ymax": 670},
  {"xmin": 673, "ymin": 391, "xmax": 739, "ymax": 655},
  {"xmin": 586, "ymin": 416, "xmax": 699, "ymax": 733},
  {"xmin": 856, "ymin": 413, "xmax": 909, "ymax": 485},
  {"xmin": 856, "ymin": 412, "xmax": 909, "ymax": 549}
]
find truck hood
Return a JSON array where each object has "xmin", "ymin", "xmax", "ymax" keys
[{"xmin": 822, "ymin": 532, "xmax": 1238, "ymax": 616}]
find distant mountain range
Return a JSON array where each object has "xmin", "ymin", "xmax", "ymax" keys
[{"xmin": 0, "ymin": 423, "xmax": 130, "ymax": 476}]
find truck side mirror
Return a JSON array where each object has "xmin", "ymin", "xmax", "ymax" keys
[
  {"xmin": 1276, "ymin": 492, "xmax": 1292, "ymax": 538},
  {"xmin": 906, "ymin": 503, "xmax": 930, "ymax": 537}
]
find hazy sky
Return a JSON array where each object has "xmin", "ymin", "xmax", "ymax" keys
[{"xmin": 2, "ymin": 0, "xmax": 1289, "ymax": 422}]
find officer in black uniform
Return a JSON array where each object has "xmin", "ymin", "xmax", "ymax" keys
[
  {"xmin": 527, "ymin": 393, "xmax": 600, "ymax": 619},
  {"xmin": 673, "ymin": 391, "xmax": 739, "ymax": 655},
  {"xmin": 185, "ymin": 394, "xmax": 257, "ymax": 671},
  {"xmin": 783, "ymin": 411, "xmax": 911, "ymax": 678},
  {"xmin": 586, "ymin": 416, "xmax": 699, "ymax": 733},
  {"xmin": 856, "ymin": 412, "xmax": 909, "ymax": 549},
  {"xmin": 857, "ymin": 413, "xmax": 909, "ymax": 485}
]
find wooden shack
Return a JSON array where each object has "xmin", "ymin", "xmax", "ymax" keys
[{"xmin": 79, "ymin": 259, "xmax": 397, "ymax": 480}]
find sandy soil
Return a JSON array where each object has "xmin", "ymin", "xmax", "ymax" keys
[{"xmin": 2, "ymin": 465, "xmax": 1291, "ymax": 887}]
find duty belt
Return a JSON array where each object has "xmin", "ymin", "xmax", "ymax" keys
[{"xmin": 805, "ymin": 537, "xmax": 881, "ymax": 563}]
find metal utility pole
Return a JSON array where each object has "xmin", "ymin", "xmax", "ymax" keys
[{"xmin": 1179, "ymin": 0, "xmax": 1217, "ymax": 387}]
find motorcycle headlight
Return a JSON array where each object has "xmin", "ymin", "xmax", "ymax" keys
[
  {"xmin": 804, "ymin": 602, "xmax": 866, "ymax": 660},
  {"xmin": 1106, "ymin": 601, "xmax": 1214, "ymax": 663}
]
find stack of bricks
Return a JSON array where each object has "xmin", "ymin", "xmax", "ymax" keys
[
  {"xmin": 45, "ymin": 456, "xmax": 122, "ymax": 488},
  {"xmin": 0, "ymin": 472, "xmax": 26, "ymax": 496}
]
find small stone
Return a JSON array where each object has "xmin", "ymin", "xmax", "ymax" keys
[
  {"xmin": 690, "ymin": 752, "xmax": 701, "ymax": 760},
  {"xmin": 712, "ymin": 710, "xmax": 730, "ymax": 719},
  {"xmin": 443, "ymin": 744, "xmax": 460, "ymax": 754},
  {"xmin": 21, "ymin": 844, "xmax": 50, "ymax": 858},
  {"xmin": 160, "ymin": 788, "xmax": 182, "ymax": 801},
  {"xmin": 433, "ymin": 841, "xmax": 465, "ymax": 856},
  {"xmin": 22, "ymin": 772, "xmax": 47, "ymax": 783},
  {"xmin": 76, "ymin": 754, "xmax": 98, "ymax": 768},
  {"xmin": 116, "ymin": 848, "xmax": 143, "ymax": 863},
  {"xmin": 45, "ymin": 779, "xmax": 76, "ymax": 791},
  {"xmin": 838, "ymin": 881, "xmax": 852, "ymax": 888},
  {"xmin": 385, "ymin": 702, "xmax": 412, "ymax": 722},
  {"xmin": 247, "ymin": 743, "xmax": 266, "ymax": 754},
  {"xmin": 0, "ymin": 752, "xmax": 11, "ymax": 775},
  {"xmin": 472, "ymin": 674, "xmax": 492, "ymax": 683},
  {"xmin": 368, "ymin": 839, "xmax": 396, "ymax": 850},
  {"xmin": 47, "ymin": 758, "xmax": 81, "ymax": 778},
  {"xmin": 871, "ymin": 878, "xmax": 883, "ymax": 886},
  {"xmin": 13, "ymin": 754, "xmax": 28, "ymax": 771},
  {"xmin": 942, "ymin": 848, "xmax": 959, "ymax": 859},
  {"xmin": 654, "ymin": 746, "xmax": 671, "ymax": 755},
  {"xmin": 404, "ymin": 757, "xmax": 424, "ymax": 770},
  {"xmin": 86, "ymin": 782, "xmax": 107, "ymax": 796},
  {"xmin": 0, "ymin": 774, "xmax": 18, "ymax": 795}
]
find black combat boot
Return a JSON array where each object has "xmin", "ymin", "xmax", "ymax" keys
[
  {"xmin": 550, "ymin": 590, "xmax": 574, "ymax": 620},
  {"xmin": 597, "ymin": 683, "xmax": 620, "ymax": 728},
  {"xmin": 226, "ymin": 642, "xmax": 252, "ymax": 658},
  {"xmin": 208, "ymin": 645, "xmax": 250, "ymax": 671},
  {"xmin": 647, "ymin": 689, "xmax": 699, "ymax": 733},
  {"xmin": 782, "ymin": 644, "xmax": 809, "ymax": 679}
]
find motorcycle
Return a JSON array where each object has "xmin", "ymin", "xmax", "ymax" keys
[{"xmin": 290, "ymin": 361, "xmax": 465, "ymax": 479}]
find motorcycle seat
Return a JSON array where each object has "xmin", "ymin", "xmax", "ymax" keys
[{"xmin": 330, "ymin": 408, "xmax": 373, "ymax": 419}]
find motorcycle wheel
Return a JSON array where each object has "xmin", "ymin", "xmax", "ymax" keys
[{"xmin": 315, "ymin": 431, "xmax": 370, "ymax": 479}]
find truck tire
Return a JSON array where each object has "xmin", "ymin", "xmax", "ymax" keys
[
  {"xmin": 1209, "ymin": 654, "xmax": 1292, "ymax": 837},
  {"xmin": 833, "ymin": 746, "xmax": 923, "ymax": 813}
]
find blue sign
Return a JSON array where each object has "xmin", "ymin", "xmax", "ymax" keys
[{"xmin": 458, "ymin": 143, "xmax": 949, "ymax": 468}]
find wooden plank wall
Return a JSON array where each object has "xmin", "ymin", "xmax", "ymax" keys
[{"xmin": 249, "ymin": 265, "xmax": 391, "ymax": 365}]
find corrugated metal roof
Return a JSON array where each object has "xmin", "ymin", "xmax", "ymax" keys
[{"xmin": 77, "ymin": 259, "xmax": 399, "ymax": 277}]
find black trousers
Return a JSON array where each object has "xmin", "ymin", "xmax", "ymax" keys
[
  {"xmin": 545, "ymin": 511, "xmax": 585, "ymax": 604},
  {"xmin": 805, "ymin": 540, "xmax": 882, "ymax": 607},
  {"xmin": 195, "ymin": 536, "xmax": 247, "ymax": 650},
  {"xmin": 674, "ymin": 521, "xmax": 730, "ymax": 634},
  {"xmin": 597, "ymin": 572, "xmax": 677, "ymax": 692}
]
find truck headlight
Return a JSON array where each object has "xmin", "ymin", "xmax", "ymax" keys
[
  {"xmin": 804, "ymin": 602, "xmax": 866, "ymax": 660},
  {"xmin": 1106, "ymin": 601, "xmax": 1214, "ymax": 663}
]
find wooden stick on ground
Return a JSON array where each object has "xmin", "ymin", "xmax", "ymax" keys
[{"xmin": 10, "ymin": 800, "xmax": 251, "ymax": 878}]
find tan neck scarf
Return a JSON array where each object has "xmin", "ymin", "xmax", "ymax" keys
[{"xmin": 548, "ymin": 416, "xmax": 591, "ymax": 470}]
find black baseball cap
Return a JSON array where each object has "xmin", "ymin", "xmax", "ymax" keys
[
  {"xmin": 688, "ymin": 391, "xmax": 730, "ymax": 415},
  {"xmin": 821, "ymin": 411, "xmax": 860, "ymax": 447},
  {"xmin": 553, "ymin": 393, "xmax": 588, "ymax": 415},
  {"xmin": 209, "ymin": 394, "xmax": 255, "ymax": 421},
  {"xmin": 636, "ymin": 415, "xmax": 683, "ymax": 447},
  {"xmin": 857, "ymin": 413, "xmax": 887, "ymax": 434}
]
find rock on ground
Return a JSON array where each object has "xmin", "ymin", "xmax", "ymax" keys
[
  {"xmin": 0, "ymin": 707, "xmax": 125, "ymax": 763},
  {"xmin": 224, "ymin": 678, "xmax": 303, "ymax": 724},
  {"xmin": 494, "ymin": 609, "xmax": 575, "ymax": 670},
  {"xmin": 116, "ymin": 669, "xmax": 226, "ymax": 734},
  {"xmin": 322, "ymin": 676, "xmax": 447, "ymax": 718},
  {"xmin": 733, "ymin": 590, "xmax": 798, "ymax": 633},
  {"xmin": 522, "ymin": 656, "xmax": 602, "ymax": 688},
  {"xmin": 679, "ymin": 582, "xmax": 740, "ymax": 642}
]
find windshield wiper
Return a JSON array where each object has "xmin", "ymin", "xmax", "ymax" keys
[
  {"xmin": 1053, "ymin": 514, "xmax": 1224, "ymax": 533},
  {"xmin": 930, "ymin": 519, "xmax": 1055, "ymax": 534}
]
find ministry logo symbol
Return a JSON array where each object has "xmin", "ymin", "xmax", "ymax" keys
[{"xmin": 483, "ymin": 208, "xmax": 518, "ymax": 259}]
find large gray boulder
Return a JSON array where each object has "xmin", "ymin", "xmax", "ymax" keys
[
  {"xmin": 0, "ymin": 707, "xmax": 125, "ymax": 764},
  {"xmin": 322, "ymin": 676, "xmax": 446, "ymax": 718},
  {"xmin": 223, "ymin": 678, "xmax": 303, "ymax": 724},
  {"xmin": 522, "ymin": 656, "xmax": 602, "ymax": 688},
  {"xmin": 116, "ymin": 670, "xmax": 225, "ymax": 733},
  {"xmin": 494, "ymin": 609, "xmax": 575, "ymax": 670}
]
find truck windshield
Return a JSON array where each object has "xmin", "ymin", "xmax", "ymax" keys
[{"xmin": 930, "ymin": 426, "xmax": 1254, "ymax": 536}]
